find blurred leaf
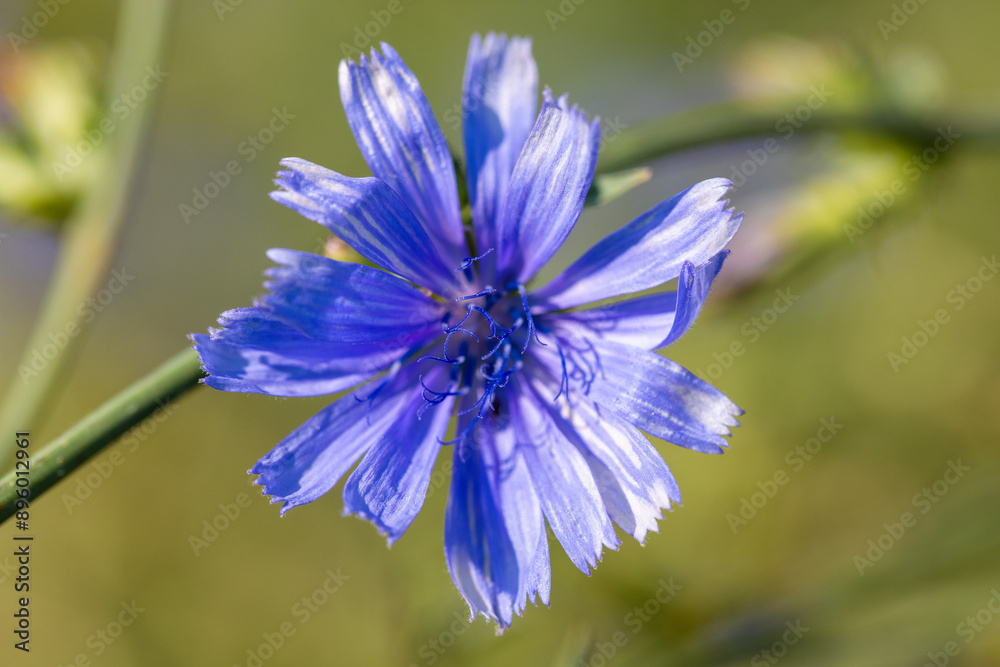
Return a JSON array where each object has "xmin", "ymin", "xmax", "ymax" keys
[{"xmin": 585, "ymin": 166, "xmax": 653, "ymax": 207}]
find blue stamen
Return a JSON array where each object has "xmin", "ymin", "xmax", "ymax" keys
[
  {"xmin": 516, "ymin": 282, "xmax": 545, "ymax": 352},
  {"xmin": 421, "ymin": 280, "xmax": 548, "ymax": 432},
  {"xmin": 457, "ymin": 287, "xmax": 497, "ymax": 302},
  {"xmin": 457, "ymin": 248, "xmax": 495, "ymax": 282},
  {"xmin": 554, "ymin": 343, "xmax": 570, "ymax": 402},
  {"xmin": 457, "ymin": 248, "xmax": 495, "ymax": 271},
  {"xmin": 470, "ymin": 305, "xmax": 510, "ymax": 339}
]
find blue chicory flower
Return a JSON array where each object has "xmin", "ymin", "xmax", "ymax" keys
[{"xmin": 191, "ymin": 33, "xmax": 743, "ymax": 629}]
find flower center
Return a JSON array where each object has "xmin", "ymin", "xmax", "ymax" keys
[{"xmin": 416, "ymin": 279, "xmax": 542, "ymax": 441}]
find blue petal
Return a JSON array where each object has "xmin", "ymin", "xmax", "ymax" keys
[
  {"xmin": 446, "ymin": 440, "xmax": 508, "ymax": 623},
  {"xmin": 249, "ymin": 364, "xmax": 424, "ymax": 515},
  {"xmin": 271, "ymin": 158, "xmax": 462, "ymax": 297},
  {"xmin": 445, "ymin": 397, "xmax": 549, "ymax": 628},
  {"xmin": 462, "ymin": 33, "xmax": 538, "ymax": 278},
  {"xmin": 258, "ymin": 249, "xmax": 444, "ymax": 345},
  {"xmin": 339, "ymin": 45, "xmax": 466, "ymax": 265},
  {"xmin": 532, "ymin": 179, "xmax": 742, "ymax": 310},
  {"xmin": 658, "ymin": 250, "xmax": 728, "ymax": 348},
  {"xmin": 540, "ymin": 391, "xmax": 681, "ymax": 544},
  {"xmin": 341, "ymin": 364, "xmax": 456, "ymax": 544},
  {"xmin": 495, "ymin": 90, "xmax": 600, "ymax": 284},
  {"xmin": 541, "ymin": 250, "xmax": 729, "ymax": 350},
  {"xmin": 542, "ymin": 292, "xmax": 678, "ymax": 351},
  {"xmin": 510, "ymin": 380, "xmax": 620, "ymax": 574},
  {"xmin": 191, "ymin": 307, "xmax": 409, "ymax": 397},
  {"xmin": 581, "ymin": 340, "xmax": 743, "ymax": 454}
]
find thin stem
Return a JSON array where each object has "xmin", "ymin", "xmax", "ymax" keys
[
  {"xmin": 0, "ymin": 0, "xmax": 173, "ymax": 467},
  {"xmin": 596, "ymin": 98, "xmax": 1000, "ymax": 175},
  {"xmin": 0, "ymin": 348, "xmax": 203, "ymax": 524}
]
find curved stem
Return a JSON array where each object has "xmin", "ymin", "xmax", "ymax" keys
[
  {"xmin": 0, "ymin": 0, "xmax": 173, "ymax": 467},
  {"xmin": 0, "ymin": 348, "xmax": 202, "ymax": 524},
  {"xmin": 596, "ymin": 98, "xmax": 1000, "ymax": 175}
]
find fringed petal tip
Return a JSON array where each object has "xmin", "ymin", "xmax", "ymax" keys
[
  {"xmin": 471, "ymin": 31, "xmax": 533, "ymax": 50},
  {"xmin": 461, "ymin": 585, "xmax": 552, "ymax": 635},
  {"xmin": 631, "ymin": 491, "xmax": 688, "ymax": 546},
  {"xmin": 541, "ymin": 87, "xmax": 592, "ymax": 118},
  {"xmin": 275, "ymin": 155, "xmax": 326, "ymax": 175},
  {"xmin": 689, "ymin": 431, "xmax": 736, "ymax": 455},
  {"xmin": 341, "ymin": 505, "xmax": 395, "ymax": 546},
  {"xmin": 270, "ymin": 158, "xmax": 332, "ymax": 201},
  {"xmin": 336, "ymin": 43, "xmax": 393, "ymax": 70},
  {"xmin": 540, "ymin": 88, "xmax": 603, "ymax": 141},
  {"xmin": 698, "ymin": 421, "xmax": 745, "ymax": 454},
  {"xmin": 246, "ymin": 471, "xmax": 295, "ymax": 517},
  {"xmin": 716, "ymin": 397, "xmax": 745, "ymax": 430},
  {"xmin": 692, "ymin": 177, "xmax": 743, "ymax": 220},
  {"xmin": 453, "ymin": 579, "xmax": 555, "ymax": 634},
  {"xmin": 187, "ymin": 335, "xmax": 208, "ymax": 370},
  {"xmin": 715, "ymin": 180, "xmax": 744, "ymax": 230},
  {"xmin": 189, "ymin": 335, "xmax": 223, "ymax": 388}
]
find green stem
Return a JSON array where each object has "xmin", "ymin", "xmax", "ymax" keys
[
  {"xmin": 596, "ymin": 98, "xmax": 1000, "ymax": 175},
  {"xmin": 0, "ymin": 0, "xmax": 173, "ymax": 467},
  {"xmin": 0, "ymin": 348, "xmax": 202, "ymax": 524},
  {"xmin": 4, "ymin": 95, "xmax": 1000, "ymax": 524}
]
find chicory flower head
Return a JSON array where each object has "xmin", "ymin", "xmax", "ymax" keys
[{"xmin": 192, "ymin": 33, "xmax": 743, "ymax": 629}]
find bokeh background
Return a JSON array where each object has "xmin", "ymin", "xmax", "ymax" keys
[{"xmin": 1, "ymin": 0, "xmax": 999, "ymax": 665}]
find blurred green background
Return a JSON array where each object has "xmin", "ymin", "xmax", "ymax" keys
[{"xmin": 1, "ymin": 0, "xmax": 999, "ymax": 665}]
